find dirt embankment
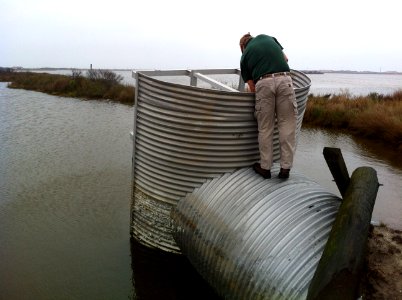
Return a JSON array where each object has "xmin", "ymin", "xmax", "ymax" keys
[{"xmin": 361, "ymin": 225, "xmax": 402, "ymax": 299}]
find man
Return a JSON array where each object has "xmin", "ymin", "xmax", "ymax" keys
[{"xmin": 240, "ymin": 33, "xmax": 297, "ymax": 179}]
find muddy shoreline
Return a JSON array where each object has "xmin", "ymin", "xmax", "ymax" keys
[{"xmin": 362, "ymin": 225, "xmax": 402, "ymax": 299}]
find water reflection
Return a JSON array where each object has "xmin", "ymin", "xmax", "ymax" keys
[
  {"xmin": 351, "ymin": 135, "xmax": 402, "ymax": 170},
  {"xmin": 131, "ymin": 238, "xmax": 221, "ymax": 300},
  {"xmin": 294, "ymin": 127, "xmax": 402, "ymax": 230}
]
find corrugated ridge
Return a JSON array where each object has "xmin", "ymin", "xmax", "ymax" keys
[
  {"xmin": 172, "ymin": 167, "xmax": 341, "ymax": 299},
  {"xmin": 132, "ymin": 69, "xmax": 311, "ymax": 252}
]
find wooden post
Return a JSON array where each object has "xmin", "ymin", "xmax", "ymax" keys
[
  {"xmin": 306, "ymin": 166, "xmax": 379, "ymax": 300},
  {"xmin": 323, "ymin": 147, "xmax": 350, "ymax": 197}
]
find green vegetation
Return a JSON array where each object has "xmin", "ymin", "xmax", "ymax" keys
[
  {"xmin": 303, "ymin": 91, "xmax": 402, "ymax": 149},
  {"xmin": 0, "ymin": 69, "xmax": 134, "ymax": 105}
]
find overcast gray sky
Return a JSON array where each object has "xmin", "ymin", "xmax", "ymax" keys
[{"xmin": 1, "ymin": 0, "xmax": 401, "ymax": 72}]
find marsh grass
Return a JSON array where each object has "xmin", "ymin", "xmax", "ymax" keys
[
  {"xmin": 0, "ymin": 71, "xmax": 134, "ymax": 105},
  {"xmin": 304, "ymin": 91, "xmax": 402, "ymax": 148}
]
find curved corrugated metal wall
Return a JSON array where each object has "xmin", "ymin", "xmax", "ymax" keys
[
  {"xmin": 131, "ymin": 70, "xmax": 311, "ymax": 253},
  {"xmin": 171, "ymin": 166, "xmax": 341, "ymax": 299}
]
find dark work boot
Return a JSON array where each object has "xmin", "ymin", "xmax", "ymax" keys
[
  {"xmin": 278, "ymin": 168, "xmax": 290, "ymax": 179},
  {"xmin": 253, "ymin": 163, "xmax": 271, "ymax": 179}
]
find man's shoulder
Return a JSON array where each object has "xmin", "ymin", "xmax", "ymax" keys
[
  {"xmin": 252, "ymin": 34, "xmax": 282, "ymax": 49},
  {"xmin": 255, "ymin": 34, "xmax": 273, "ymax": 40},
  {"xmin": 250, "ymin": 34, "xmax": 276, "ymax": 45}
]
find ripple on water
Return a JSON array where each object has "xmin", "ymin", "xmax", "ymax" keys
[{"xmin": 0, "ymin": 83, "xmax": 133, "ymax": 299}]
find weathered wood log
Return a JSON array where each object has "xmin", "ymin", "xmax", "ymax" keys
[
  {"xmin": 323, "ymin": 147, "xmax": 350, "ymax": 197},
  {"xmin": 307, "ymin": 166, "xmax": 379, "ymax": 300}
]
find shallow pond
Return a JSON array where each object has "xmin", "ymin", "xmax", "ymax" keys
[{"xmin": 1, "ymin": 82, "xmax": 400, "ymax": 299}]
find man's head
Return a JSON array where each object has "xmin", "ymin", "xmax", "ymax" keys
[{"xmin": 240, "ymin": 33, "xmax": 253, "ymax": 52}]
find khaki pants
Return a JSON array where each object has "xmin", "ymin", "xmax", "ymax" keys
[{"xmin": 254, "ymin": 75, "xmax": 297, "ymax": 170}]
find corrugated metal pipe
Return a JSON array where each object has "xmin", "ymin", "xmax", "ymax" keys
[
  {"xmin": 171, "ymin": 166, "xmax": 341, "ymax": 300},
  {"xmin": 131, "ymin": 69, "xmax": 312, "ymax": 253}
]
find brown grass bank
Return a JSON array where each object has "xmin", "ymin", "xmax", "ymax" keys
[
  {"xmin": 0, "ymin": 70, "xmax": 134, "ymax": 105},
  {"xmin": 303, "ymin": 91, "xmax": 402, "ymax": 149}
]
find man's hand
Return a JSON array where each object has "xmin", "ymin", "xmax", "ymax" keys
[{"xmin": 247, "ymin": 80, "xmax": 256, "ymax": 93}]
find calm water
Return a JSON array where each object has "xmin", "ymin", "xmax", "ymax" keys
[
  {"xmin": 0, "ymin": 84, "xmax": 133, "ymax": 299},
  {"xmin": 307, "ymin": 73, "xmax": 402, "ymax": 96},
  {"xmin": 1, "ymin": 74, "xmax": 401, "ymax": 299}
]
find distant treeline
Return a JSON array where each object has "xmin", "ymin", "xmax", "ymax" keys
[{"xmin": 0, "ymin": 69, "xmax": 134, "ymax": 105}]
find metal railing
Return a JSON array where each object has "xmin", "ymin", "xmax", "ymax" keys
[{"xmin": 133, "ymin": 68, "xmax": 245, "ymax": 92}]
